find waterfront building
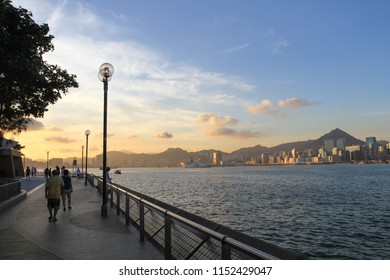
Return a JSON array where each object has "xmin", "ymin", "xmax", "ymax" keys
[
  {"xmin": 246, "ymin": 158, "xmax": 257, "ymax": 165},
  {"xmin": 212, "ymin": 151, "xmax": 222, "ymax": 166},
  {"xmin": 291, "ymin": 148, "xmax": 297, "ymax": 160},
  {"xmin": 345, "ymin": 145, "xmax": 363, "ymax": 162},
  {"xmin": 378, "ymin": 145, "xmax": 387, "ymax": 161},
  {"xmin": 318, "ymin": 147, "xmax": 327, "ymax": 158},
  {"xmin": 366, "ymin": 137, "xmax": 378, "ymax": 159},
  {"xmin": 261, "ymin": 152, "xmax": 271, "ymax": 164},
  {"xmin": 312, "ymin": 157, "xmax": 321, "ymax": 163},
  {"xmin": 336, "ymin": 138, "xmax": 346, "ymax": 151},
  {"xmin": 324, "ymin": 139, "xmax": 335, "ymax": 153},
  {"xmin": 220, "ymin": 160, "xmax": 235, "ymax": 166},
  {"xmin": 306, "ymin": 148, "xmax": 317, "ymax": 157},
  {"xmin": 274, "ymin": 156, "xmax": 284, "ymax": 164},
  {"xmin": 49, "ymin": 158, "xmax": 63, "ymax": 168}
]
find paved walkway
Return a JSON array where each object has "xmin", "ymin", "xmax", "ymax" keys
[{"xmin": 0, "ymin": 177, "xmax": 164, "ymax": 260}]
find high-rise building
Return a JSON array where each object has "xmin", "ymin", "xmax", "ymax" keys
[
  {"xmin": 213, "ymin": 151, "xmax": 222, "ymax": 166},
  {"xmin": 366, "ymin": 137, "xmax": 377, "ymax": 146},
  {"xmin": 336, "ymin": 138, "xmax": 346, "ymax": 151},
  {"xmin": 49, "ymin": 158, "xmax": 63, "ymax": 168},
  {"xmin": 261, "ymin": 152, "xmax": 271, "ymax": 164},
  {"xmin": 366, "ymin": 137, "xmax": 378, "ymax": 158},
  {"xmin": 324, "ymin": 139, "xmax": 334, "ymax": 153},
  {"xmin": 346, "ymin": 145, "xmax": 363, "ymax": 162},
  {"xmin": 291, "ymin": 148, "xmax": 296, "ymax": 159}
]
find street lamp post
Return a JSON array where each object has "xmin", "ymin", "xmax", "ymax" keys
[
  {"xmin": 81, "ymin": 145, "xmax": 84, "ymax": 177},
  {"xmin": 85, "ymin": 130, "xmax": 90, "ymax": 186},
  {"xmin": 46, "ymin": 151, "xmax": 49, "ymax": 169},
  {"xmin": 98, "ymin": 63, "xmax": 114, "ymax": 217}
]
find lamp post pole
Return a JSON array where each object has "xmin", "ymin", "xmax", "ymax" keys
[
  {"xmin": 46, "ymin": 151, "xmax": 49, "ymax": 169},
  {"xmin": 85, "ymin": 130, "xmax": 90, "ymax": 186},
  {"xmin": 98, "ymin": 63, "xmax": 114, "ymax": 217},
  {"xmin": 81, "ymin": 145, "xmax": 84, "ymax": 176}
]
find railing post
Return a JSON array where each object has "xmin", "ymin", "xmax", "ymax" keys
[
  {"xmin": 110, "ymin": 187, "xmax": 113, "ymax": 208},
  {"xmin": 165, "ymin": 213, "xmax": 172, "ymax": 260},
  {"xmin": 222, "ymin": 236, "xmax": 231, "ymax": 260},
  {"xmin": 139, "ymin": 201, "xmax": 145, "ymax": 242},
  {"xmin": 125, "ymin": 195, "xmax": 130, "ymax": 226},
  {"xmin": 116, "ymin": 189, "xmax": 120, "ymax": 215}
]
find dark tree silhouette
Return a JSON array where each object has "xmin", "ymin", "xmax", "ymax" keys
[{"xmin": 0, "ymin": 0, "xmax": 78, "ymax": 135}]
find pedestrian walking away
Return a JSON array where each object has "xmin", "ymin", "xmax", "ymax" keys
[
  {"xmin": 45, "ymin": 169, "xmax": 64, "ymax": 222},
  {"xmin": 61, "ymin": 169, "xmax": 73, "ymax": 211},
  {"xmin": 25, "ymin": 166, "xmax": 31, "ymax": 181}
]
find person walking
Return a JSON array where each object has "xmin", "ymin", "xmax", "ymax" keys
[
  {"xmin": 44, "ymin": 168, "xmax": 50, "ymax": 179},
  {"xmin": 76, "ymin": 167, "xmax": 81, "ymax": 180},
  {"xmin": 61, "ymin": 169, "xmax": 73, "ymax": 211},
  {"xmin": 106, "ymin": 167, "xmax": 112, "ymax": 184},
  {"xmin": 106, "ymin": 167, "xmax": 112, "ymax": 194},
  {"xmin": 45, "ymin": 169, "xmax": 64, "ymax": 222},
  {"xmin": 25, "ymin": 166, "xmax": 31, "ymax": 181}
]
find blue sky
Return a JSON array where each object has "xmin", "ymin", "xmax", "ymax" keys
[{"xmin": 9, "ymin": 0, "xmax": 390, "ymax": 160}]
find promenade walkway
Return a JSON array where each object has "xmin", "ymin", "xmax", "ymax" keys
[{"xmin": 0, "ymin": 176, "xmax": 164, "ymax": 260}]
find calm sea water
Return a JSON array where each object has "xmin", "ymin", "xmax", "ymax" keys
[{"xmin": 93, "ymin": 164, "xmax": 390, "ymax": 259}]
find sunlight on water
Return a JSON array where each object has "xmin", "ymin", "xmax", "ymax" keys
[{"xmin": 94, "ymin": 164, "xmax": 390, "ymax": 259}]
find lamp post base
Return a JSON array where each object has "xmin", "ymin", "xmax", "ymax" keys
[{"xmin": 101, "ymin": 205, "xmax": 108, "ymax": 217}]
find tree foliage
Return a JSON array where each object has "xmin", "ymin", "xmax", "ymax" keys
[{"xmin": 0, "ymin": 0, "xmax": 78, "ymax": 134}]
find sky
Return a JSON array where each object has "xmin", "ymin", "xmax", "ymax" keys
[{"xmin": 7, "ymin": 0, "xmax": 390, "ymax": 161}]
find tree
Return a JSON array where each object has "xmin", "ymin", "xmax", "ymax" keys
[{"xmin": 0, "ymin": 0, "xmax": 78, "ymax": 135}]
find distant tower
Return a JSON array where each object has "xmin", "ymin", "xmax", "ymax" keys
[
  {"xmin": 366, "ymin": 137, "xmax": 377, "ymax": 158},
  {"xmin": 213, "ymin": 151, "xmax": 222, "ymax": 166},
  {"xmin": 336, "ymin": 138, "xmax": 346, "ymax": 151},
  {"xmin": 324, "ymin": 139, "xmax": 334, "ymax": 154},
  {"xmin": 261, "ymin": 152, "xmax": 271, "ymax": 164},
  {"xmin": 291, "ymin": 148, "xmax": 296, "ymax": 159}
]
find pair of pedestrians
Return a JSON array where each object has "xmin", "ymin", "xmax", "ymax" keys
[{"xmin": 45, "ymin": 169, "xmax": 73, "ymax": 222}]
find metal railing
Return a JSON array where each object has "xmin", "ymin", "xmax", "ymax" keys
[{"xmin": 88, "ymin": 174, "xmax": 302, "ymax": 260}]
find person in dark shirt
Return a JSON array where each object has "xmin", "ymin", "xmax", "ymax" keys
[{"xmin": 61, "ymin": 169, "xmax": 73, "ymax": 211}]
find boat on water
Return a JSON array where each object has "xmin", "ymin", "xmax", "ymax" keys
[
  {"xmin": 180, "ymin": 161, "xmax": 212, "ymax": 168},
  {"xmin": 99, "ymin": 167, "xmax": 117, "ymax": 170},
  {"xmin": 114, "ymin": 170, "xmax": 122, "ymax": 174}
]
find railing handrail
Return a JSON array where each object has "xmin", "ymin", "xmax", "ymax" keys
[{"xmin": 90, "ymin": 173, "xmax": 293, "ymax": 260}]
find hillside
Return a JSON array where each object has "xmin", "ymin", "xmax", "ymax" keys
[
  {"xmin": 61, "ymin": 128, "xmax": 367, "ymax": 167},
  {"xmin": 269, "ymin": 128, "xmax": 365, "ymax": 153}
]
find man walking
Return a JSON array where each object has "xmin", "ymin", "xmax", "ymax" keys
[{"xmin": 45, "ymin": 169, "xmax": 64, "ymax": 222}]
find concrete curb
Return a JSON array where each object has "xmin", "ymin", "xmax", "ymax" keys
[{"xmin": 0, "ymin": 190, "xmax": 27, "ymax": 213}]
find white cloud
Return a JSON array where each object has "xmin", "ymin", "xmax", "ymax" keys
[
  {"xmin": 278, "ymin": 98, "xmax": 317, "ymax": 108},
  {"xmin": 246, "ymin": 99, "xmax": 280, "ymax": 115},
  {"xmin": 247, "ymin": 98, "xmax": 318, "ymax": 115},
  {"xmin": 195, "ymin": 113, "xmax": 260, "ymax": 138}
]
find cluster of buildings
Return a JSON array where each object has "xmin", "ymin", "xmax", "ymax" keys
[
  {"xmin": 261, "ymin": 139, "xmax": 387, "ymax": 165},
  {"xmin": 213, "ymin": 137, "xmax": 390, "ymax": 166}
]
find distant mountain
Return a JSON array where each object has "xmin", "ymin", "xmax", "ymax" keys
[
  {"xmin": 228, "ymin": 145, "xmax": 270, "ymax": 161},
  {"xmin": 269, "ymin": 128, "xmax": 365, "ymax": 153},
  {"xmin": 62, "ymin": 128, "xmax": 369, "ymax": 168}
]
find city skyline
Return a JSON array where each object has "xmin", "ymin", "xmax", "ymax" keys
[
  {"xmin": 6, "ymin": 0, "xmax": 390, "ymax": 161},
  {"xmin": 24, "ymin": 128, "xmax": 386, "ymax": 167}
]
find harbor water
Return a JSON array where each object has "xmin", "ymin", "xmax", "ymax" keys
[{"xmin": 92, "ymin": 164, "xmax": 390, "ymax": 259}]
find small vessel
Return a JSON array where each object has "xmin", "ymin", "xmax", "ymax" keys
[
  {"xmin": 180, "ymin": 161, "xmax": 212, "ymax": 168},
  {"xmin": 114, "ymin": 170, "xmax": 122, "ymax": 174}
]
